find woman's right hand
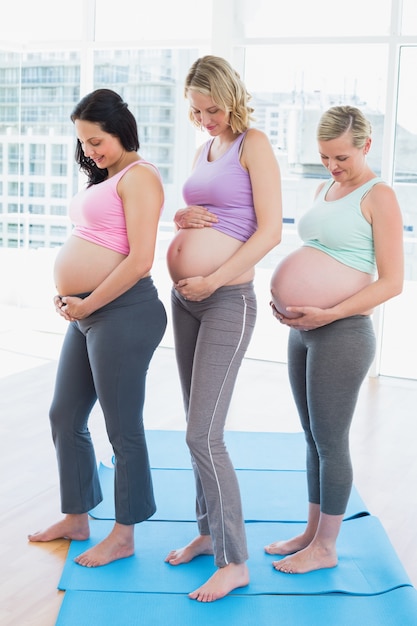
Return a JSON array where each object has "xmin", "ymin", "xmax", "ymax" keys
[
  {"xmin": 54, "ymin": 295, "xmax": 72, "ymax": 321},
  {"xmin": 174, "ymin": 205, "xmax": 218, "ymax": 229}
]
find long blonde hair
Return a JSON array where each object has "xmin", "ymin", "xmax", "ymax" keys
[{"xmin": 184, "ymin": 55, "xmax": 254, "ymax": 134}]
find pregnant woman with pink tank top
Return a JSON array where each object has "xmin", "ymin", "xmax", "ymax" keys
[{"xmin": 29, "ymin": 89, "xmax": 167, "ymax": 568}]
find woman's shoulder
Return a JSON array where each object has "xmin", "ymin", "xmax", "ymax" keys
[
  {"xmin": 122, "ymin": 158, "xmax": 160, "ymax": 178},
  {"xmin": 240, "ymin": 128, "xmax": 275, "ymax": 166},
  {"xmin": 361, "ymin": 177, "xmax": 401, "ymax": 219},
  {"xmin": 362, "ymin": 177, "xmax": 393, "ymax": 201},
  {"xmin": 244, "ymin": 127, "xmax": 270, "ymax": 145},
  {"xmin": 117, "ymin": 158, "xmax": 163, "ymax": 193}
]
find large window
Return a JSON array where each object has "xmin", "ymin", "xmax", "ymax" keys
[
  {"xmin": 0, "ymin": 0, "xmax": 416, "ymax": 378},
  {"xmin": 240, "ymin": 41, "xmax": 393, "ymax": 364},
  {"xmin": 242, "ymin": 0, "xmax": 392, "ymax": 37},
  {"xmin": 380, "ymin": 45, "xmax": 417, "ymax": 378}
]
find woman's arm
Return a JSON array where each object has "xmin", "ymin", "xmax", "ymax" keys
[
  {"xmin": 176, "ymin": 129, "xmax": 283, "ymax": 300},
  {"xmin": 282, "ymin": 183, "xmax": 404, "ymax": 329},
  {"xmin": 62, "ymin": 163, "xmax": 163, "ymax": 319}
]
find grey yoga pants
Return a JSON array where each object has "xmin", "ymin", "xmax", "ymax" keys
[
  {"xmin": 49, "ymin": 277, "xmax": 167, "ymax": 525},
  {"xmin": 171, "ymin": 282, "xmax": 257, "ymax": 567},
  {"xmin": 287, "ymin": 315, "xmax": 376, "ymax": 516}
]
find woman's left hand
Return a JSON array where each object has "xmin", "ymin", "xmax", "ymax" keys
[
  {"xmin": 60, "ymin": 296, "xmax": 92, "ymax": 321},
  {"xmin": 175, "ymin": 276, "xmax": 217, "ymax": 301},
  {"xmin": 273, "ymin": 303, "xmax": 334, "ymax": 331}
]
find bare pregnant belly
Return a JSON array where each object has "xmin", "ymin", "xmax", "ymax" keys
[
  {"xmin": 54, "ymin": 235, "xmax": 126, "ymax": 295},
  {"xmin": 166, "ymin": 227, "xmax": 254, "ymax": 284},
  {"xmin": 270, "ymin": 247, "xmax": 373, "ymax": 318}
]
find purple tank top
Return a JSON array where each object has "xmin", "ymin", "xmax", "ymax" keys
[{"xmin": 182, "ymin": 131, "xmax": 257, "ymax": 242}]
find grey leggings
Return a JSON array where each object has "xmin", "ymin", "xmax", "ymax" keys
[
  {"xmin": 288, "ymin": 315, "xmax": 376, "ymax": 516},
  {"xmin": 49, "ymin": 277, "xmax": 167, "ymax": 525},
  {"xmin": 171, "ymin": 282, "xmax": 257, "ymax": 567}
]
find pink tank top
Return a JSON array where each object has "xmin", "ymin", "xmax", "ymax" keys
[
  {"xmin": 182, "ymin": 131, "xmax": 257, "ymax": 242},
  {"xmin": 70, "ymin": 160, "xmax": 161, "ymax": 255}
]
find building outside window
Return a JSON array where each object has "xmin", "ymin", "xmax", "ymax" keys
[{"xmin": 0, "ymin": 0, "xmax": 416, "ymax": 377}]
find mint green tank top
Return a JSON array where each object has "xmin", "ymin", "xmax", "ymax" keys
[{"xmin": 298, "ymin": 177, "xmax": 384, "ymax": 274}]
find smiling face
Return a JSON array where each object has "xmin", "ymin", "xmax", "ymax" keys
[
  {"xmin": 74, "ymin": 119, "xmax": 125, "ymax": 173},
  {"xmin": 187, "ymin": 90, "xmax": 230, "ymax": 137},
  {"xmin": 318, "ymin": 131, "xmax": 371, "ymax": 185}
]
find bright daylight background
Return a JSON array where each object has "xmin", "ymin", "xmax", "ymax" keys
[{"xmin": 0, "ymin": 0, "xmax": 416, "ymax": 378}]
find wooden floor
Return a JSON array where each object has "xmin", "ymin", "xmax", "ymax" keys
[{"xmin": 1, "ymin": 329, "xmax": 416, "ymax": 625}]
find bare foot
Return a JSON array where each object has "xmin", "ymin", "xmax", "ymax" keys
[
  {"xmin": 74, "ymin": 523, "xmax": 134, "ymax": 568},
  {"xmin": 165, "ymin": 535, "xmax": 213, "ymax": 565},
  {"xmin": 28, "ymin": 514, "xmax": 90, "ymax": 543},
  {"xmin": 264, "ymin": 531, "xmax": 314, "ymax": 556},
  {"xmin": 272, "ymin": 542, "xmax": 338, "ymax": 574},
  {"xmin": 189, "ymin": 562, "xmax": 249, "ymax": 602}
]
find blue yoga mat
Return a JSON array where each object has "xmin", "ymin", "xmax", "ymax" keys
[
  {"xmin": 58, "ymin": 516, "xmax": 411, "ymax": 596},
  {"xmin": 145, "ymin": 429, "xmax": 306, "ymax": 471},
  {"xmin": 89, "ymin": 464, "xmax": 368, "ymax": 523},
  {"xmin": 56, "ymin": 587, "xmax": 417, "ymax": 626}
]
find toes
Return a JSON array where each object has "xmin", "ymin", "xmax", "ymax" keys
[{"xmin": 272, "ymin": 561, "xmax": 293, "ymax": 574}]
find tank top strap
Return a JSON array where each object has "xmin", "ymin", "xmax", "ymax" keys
[
  {"xmin": 318, "ymin": 178, "xmax": 334, "ymax": 200},
  {"xmin": 112, "ymin": 159, "xmax": 161, "ymax": 184},
  {"xmin": 192, "ymin": 140, "xmax": 208, "ymax": 167},
  {"xmin": 360, "ymin": 176, "xmax": 384, "ymax": 196}
]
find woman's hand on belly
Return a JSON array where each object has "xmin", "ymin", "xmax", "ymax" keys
[
  {"xmin": 174, "ymin": 205, "xmax": 218, "ymax": 229},
  {"xmin": 54, "ymin": 295, "xmax": 73, "ymax": 321},
  {"xmin": 286, "ymin": 305, "xmax": 333, "ymax": 327},
  {"xmin": 175, "ymin": 275, "xmax": 218, "ymax": 302},
  {"xmin": 57, "ymin": 295, "xmax": 94, "ymax": 321},
  {"xmin": 271, "ymin": 301, "xmax": 336, "ymax": 331}
]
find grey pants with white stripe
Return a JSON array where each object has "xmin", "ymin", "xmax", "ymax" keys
[{"xmin": 171, "ymin": 282, "xmax": 257, "ymax": 567}]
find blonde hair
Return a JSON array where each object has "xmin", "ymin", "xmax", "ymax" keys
[
  {"xmin": 317, "ymin": 105, "xmax": 372, "ymax": 148},
  {"xmin": 184, "ymin": 55, "xmax": 254, "ymax": 134}
]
